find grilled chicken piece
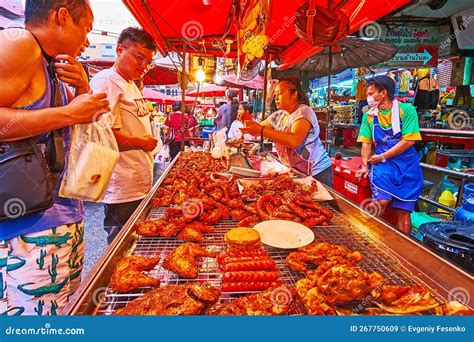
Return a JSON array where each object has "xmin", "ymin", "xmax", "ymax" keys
[
  {"xmin": 206, "ymin": 285, "xmax": 295, "ymax": 316},
  {"xmin": 114, "ymin": 283, "xmax": 220, "ymax": 316},
  {"xmin": 177, "ymin": 222, "xmax": 215, "ymax": 243},
  {"xmin": 163, "ymin": 242, "xmax": 217, "ymax": 278},
  {"xmin": 296, "ymin": 256, "xmax": 384, "ymax": 315},
  {"xmin": 286, "ymin": 242, "xmax": 363, "ymax": 273},
  {"xmin": 110, "ymin": 256, "xmax": 161, "ymax": 293},
  {"xmin": 371, "ymin": 285, "xmax": 439, "ymax": 314}
]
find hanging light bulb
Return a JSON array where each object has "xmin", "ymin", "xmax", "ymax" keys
[{"xmin": 195, "ymin": 56, "xmax": 206, "ymax": 83}]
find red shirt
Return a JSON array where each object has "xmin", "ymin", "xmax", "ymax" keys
[{"xmin": 164, "ymin": 112, "xmax": 198, "ymax": 142}]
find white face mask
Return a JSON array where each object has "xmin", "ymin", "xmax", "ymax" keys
[{"xmin": 367, "ymin": 95, "xmax": 380, "ymax": 108}]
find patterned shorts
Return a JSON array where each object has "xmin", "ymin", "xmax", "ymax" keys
[{"xmin": 0, "ymin": 221, "xmax": 84, "ymax": 316}]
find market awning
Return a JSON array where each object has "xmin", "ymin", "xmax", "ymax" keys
[
  {"xmin": 187, "ymin": 84, "xmax": 236, "ymax": 97},
  {"xmin": 143, "ymin": 88, "xmax": 175, "ymax": 103},
  {"xmin": 220, "ymin": 74, "xmax": 264, "ymax": 90},
  {"xmin": 80, "ymin": 59, "xmax": 178, "ymax": 85},
  {"xmin": 122, "ymin": 0, "xmax": 411, "ymax": 70}
]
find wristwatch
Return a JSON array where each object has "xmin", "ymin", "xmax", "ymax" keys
[{"xmin": 381, "ymin": 153, "xmax": 387, "ymax": 163}]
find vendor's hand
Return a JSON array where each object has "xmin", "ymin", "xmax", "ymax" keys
[
  {"xmin": 240, "ymin": 120, "xmax": 263, "ymax": 136},
  {"xmin": 54, "ymin": 54, "xmax": 90, "ymax": 94},
  {"xmin": 237, "ymin": 111, "xmax": 252, "ymax": 122},
  {"xmin": 140, "ymin": 135, "xmax": 158, "ymax": 152},
  {"xmin": 368, "ymin": 154, "xmax": 383, "ymax": 165},
  {"xmin": 356, "ymin": 165, "xmax": 369, "ymax": 179}
]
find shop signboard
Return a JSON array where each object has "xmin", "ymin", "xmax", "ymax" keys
[{"xmin": 376, "ymin": 25, "xmax": 439, "ymax": 68}]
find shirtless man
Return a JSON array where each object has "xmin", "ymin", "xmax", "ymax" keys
[{"xmin": 0, "ymin": 0, "xmax": 109, "ymax": 315}]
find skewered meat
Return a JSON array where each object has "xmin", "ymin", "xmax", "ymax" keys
[
  {"xmin": 206, "ymin": 285, "xmax": 294, "ymax": 315},
  {"xmin": 163, "ymin": 242, "xmax": 217, "ymax": 278},
  {"xmin": 110, "ymin": 256, "xmax": 161, "ymax": 293},
  {"xmin": 115, "ymin": 283, "xmax": 220, "ymax": 315}
]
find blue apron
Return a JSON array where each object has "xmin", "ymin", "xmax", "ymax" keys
[{"xmin": 369, "ymin": 110, "xmax": 423, "ymax": 203}]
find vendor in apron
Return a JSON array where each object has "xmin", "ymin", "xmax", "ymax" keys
[
  {"xmin": 356, "ymin": 76, "xmax": 423, "ymax": 234},
  {"xmin": 240, "ymin": 77, "xmax": 333, "ymax": 187}
]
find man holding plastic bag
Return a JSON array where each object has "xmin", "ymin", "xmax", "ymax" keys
[{"xmin": 89, "ymin": 27, "xmax": 158, "ymax": 244}]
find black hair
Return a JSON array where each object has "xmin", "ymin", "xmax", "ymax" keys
[
  {"xmin": 172, "ymin": 101, "xmax": 182, "ymax": 112},
  {"xmin": 25, "ymin": 0, "xmax": 89, "ymax": 26},
  {"xmin": 240, "ymin": 101, "xmax": 253, "ymax": 114},
  {"xmin": 278, "ymin": 76, "xmax": 309, "ymax": 105},
  {"xmin": 366, "ymin": 76, "xmax": 395, "ymax": 101},
  {"xmin": 118, "ymin": 27, "xmax": 157, "ymax": 51}
]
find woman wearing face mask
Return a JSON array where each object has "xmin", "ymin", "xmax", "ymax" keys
[
  {"xmin": 356, "ymin": 76, "xmax": 423, "ymax": 234},
  {"xmin": 240, "ymin": 77, "xmax": 333, "ymax": 187}
]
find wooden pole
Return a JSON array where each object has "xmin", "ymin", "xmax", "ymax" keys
[
  {"xmin": 325, "ymin": 46, "xmax": 332, "ymax": 153},
  {"xmin": 260, "ymin": 52, "xmax": 270, "ymax": 152},
  {"xmin": 180, "ymin": 42, "xmax": 187, "ymax": 152}
]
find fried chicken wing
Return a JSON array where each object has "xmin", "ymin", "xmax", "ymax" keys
[
  {"xmin": 286, "ymin": 242, "xmax": 363, "ymax": 272},
  {"xmin": 110, "ymin": 256, "xmax": 161, "ymax": 293},
  {"xmin": 206, "ymin": 285, "xmax": 295, "ymax": 316},
  {"xmin": 114, "ymin": 283, "xmax": 220, "ymax": 316},
  {"xmin": 163, "ymin": 242, "xmax": 217, "ymax": 278},
  {"xmin": 372, "ymin": 285, "xmax": 439, "ymax": 314}
]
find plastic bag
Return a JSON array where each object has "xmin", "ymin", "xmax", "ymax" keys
[
  {"xmin": 59, "ymin": 116, "xmax": 119, "ymax": 202},
  {"xmin": 260, "ymin": 155, "xmax": 290, "ymax": 177},
  {"xmin": 155, "ymin": 144, "xmax": 170, "ymax": 169},
  {"xmin": 151, "ymin": 119, "xmax": 163, "ymax": 157},
  {"xmin": 211, "ymin": 128, "xmax": 228, "ymax": 159}
]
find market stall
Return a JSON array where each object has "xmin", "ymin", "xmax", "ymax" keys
[{"xmin": 64, "ymin": 151, "xmax": 473, "ymax": 315}]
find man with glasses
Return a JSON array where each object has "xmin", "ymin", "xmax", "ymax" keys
[{"xmin": 90, "ymin": 27, "xmax": 158, "ymax": 244}]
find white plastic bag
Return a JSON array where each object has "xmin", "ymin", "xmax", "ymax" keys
[
  {"xmin": 151, "ymin": 117, "xmax": 163, "ymax": 157},
  {"xmin": 59, "ymin": 116, "xmax": 119, "ymax": 202},
  {"xmin": 211, "ymin": 128, "xmax": 227, "ymax": 159},
  {"xmin": 155, "ymin": 144, "xmax": 170, "ymax": 170}
]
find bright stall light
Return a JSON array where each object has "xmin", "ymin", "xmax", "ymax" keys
[{"xmin": 196, "ymin": 68, "xmax": 206, "ymax": 83}]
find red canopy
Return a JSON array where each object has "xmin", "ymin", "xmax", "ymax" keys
[
  {"xmin": 187, "ymin": 84, "xmax": 237, "ymax": 97},
  {"xmin": 170, "ymin": 95, "xmax": 197, "ymax": 104},
  {"xmin": 122, "ymin": 0, "xmax": 410, "ymax": 70},
  {"xmin": 220, "ymin": 74, "xmax": 264, "ymax": 90},
  {"xmin": 143, "ymin": 88, "xmax": 175, "ymax": 103},
  {"xmin": 80, "ymin": 59, "xmax": 178, "ymax": 85}
]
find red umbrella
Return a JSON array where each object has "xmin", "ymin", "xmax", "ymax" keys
[
  {"xmin": 143, "ymin": 88, "xmax": 175, "ymax": 104},
  {"xmin": 80, "ymin": 59, "xmax": 178, "ymax": 85},
  {"xmin": 187, "ymin": 84, "xmax": 237, "ymax": 97},
  {"xmin": 220, "ymin": 74, "xmax": 264, "ymax": 90},
  {"xmin": 122, "ymin": 0, "xmax": 411, "ymax": 70},
  {"xmin": 170, "ymin": 95, "xmax": 197, "ymax": 104}
]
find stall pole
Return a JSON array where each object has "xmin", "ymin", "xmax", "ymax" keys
[
  {"xmin": 260, "ymin": 52, "xmax": 270, "ymax": 151},
  {"xmin": 180, "ymin": 42, "xmax": 187, "ymax": 152},
  {"xmin": 325, "ymin": 46, "xmax": 333, "ymax": 153}
]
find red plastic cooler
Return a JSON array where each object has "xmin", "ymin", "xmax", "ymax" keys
[{"xmin": 331, "ymin": 156, "xmax": 372, "ymax": 205}]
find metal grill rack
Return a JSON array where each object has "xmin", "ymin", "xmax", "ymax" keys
[{"xmin": 96, "ymin": 204, "xmax": 446, "ymax": 315}]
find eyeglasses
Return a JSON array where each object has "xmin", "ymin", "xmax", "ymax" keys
[{"xmin": 122, "ymin": 46, "xmax": 154, "ymax": 67}]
